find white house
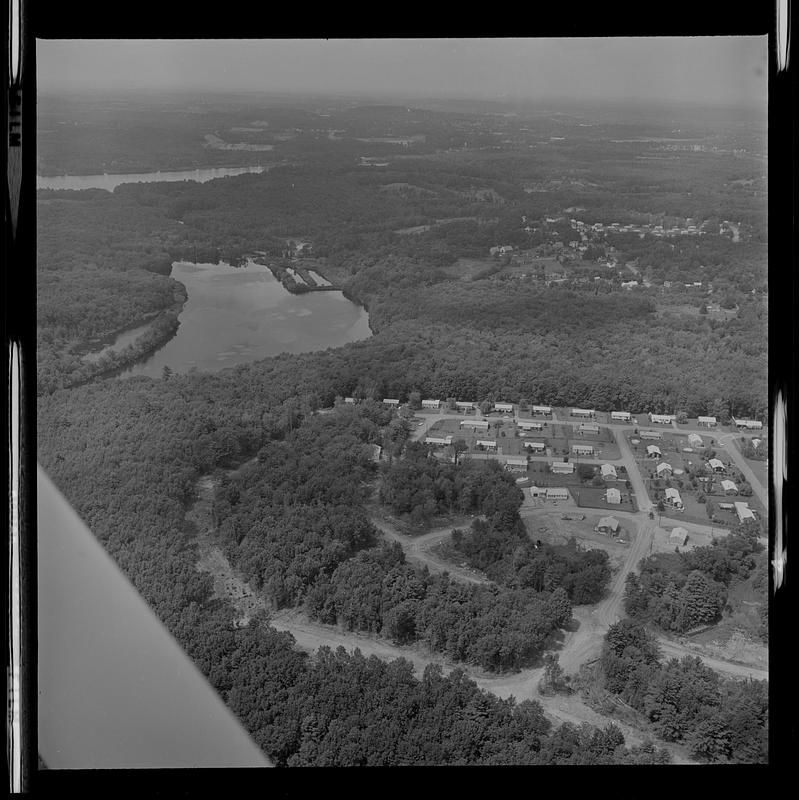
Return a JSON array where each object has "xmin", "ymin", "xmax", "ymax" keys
[
  {"xmin": 546, "ymin": 487, "xmax": 570, "ymax": 500},
  {"xmin": 697, "ymin": 416, "xmax": 718, "ymax": 428},
  {"xmin": 649, "ymin": 413, "xmax": 675, "ymax": 425},
  {"xmin": 670, "ymin": 526, "xmax": 689, "ymax": 546},
  {"xmin": 383, "ymin": 398, "xmax": 400, "ymax": 406},
  {"xmin": 708, "ymin": 458, "xmax": 726, "ymax": 473},
  {"xmin": 688, "ymin": 433, "xmax": 703, "ymax": 447},
  {"xmin": 751, "ymin": 438, "xmax": 762, "ymax": 449},
  {"xmin": 518, "ymin": 420, "xmax": 544, "ymax": 431},
  {"xmin": 664, "ymin": 487, "xmax": 683, "ymax": 509},
  {"xmin": 505, "ymin": 455, "xmax": 528, "ymax": 470},
  {"xmin": 460, "ymin": 419, "xmax": 489, "ymax": 430},
  {"xmin": 571, "ymin": 408, "xmax": 596, "ymax": 418},
  {"xmin": 524, "ymin": 441, "xmax": 546, "ymax": 452},
  {"xmin": 646, "ymin": 444, "xmax": 662, "ymax": 458},
  {"xmin": 656, "ymin": 462, "xmax": 673, "ymax": 476},
  {"xmin": 596, "ymin": 516, "xmax": 620, "ymax": 534},
  {"xmin": 572, "ymin": 443, "xmax": 594, "ymax": 455},
  {"xmin": 529, "ymin": 486, "xmax": 544, "ymax": 498},
  {"xmin": 422, "ymin": 399, "xmax": 441, "ymax": 409},
  {"xmin": 600, "ymin": 464, "xmax": 617, "ymax": 480},
  {"xmin": 721, "ymin": 479, "xmax": 738, "ymax": 494},
  {"xmin": 551, "ymin": 461, "xmax": 575, "ymax": 474},
  {"xmin": 425, "ymin": 436, "xmax": 452, "ymax": 446},
  {"xmin": 477, "ymin": 440, "xmax": 497, "ymax": 450},
  {"xmin": 494, "ymin": 402, "xmax": 514, "ymax": 413},
  {"xmin": 344, "ymin": 397, "xmax": 356, "ymax": 404},
  {"xmin": 718, "ymin": 502, "xmax": 735, "ymax": 511},
  {"xmin": 456, "ymin": 401, "xmax": 476, "ymax": 410},
  {"xmin": 578, "ymin": 422, "xmax": 600, "ymax": 434},
  {"xmin": 734, "ymin": 501, "xmax": 756, "ymax": 523},
  {"xmin": 605, "ymin": 487, "xmax": 621, "ymax": 504},
  {"xmin": 611, "ymin": 411, "xmax": 631, "ymax": 422},
  {"xmin": 532, "ymin": 405, "xmax": 552, "ymax": 415},
  {"xmin": 640, "ymin": 430, "xmax": 663, "ymax": 440}
]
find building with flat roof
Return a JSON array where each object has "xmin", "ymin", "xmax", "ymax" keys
[
  {"xmin": 611, "ymin": 411, "xmax": 631, "ymax": 421},
  {"xmin": 551, "ymin": 461, "xmax": 575, "ymax": 474},
  {"xmin": 649, "ymin": 413, "xmax": 675, "ymax": 425},
  {"xmin": 546, "ymin": 487, "xmax": 570, "ymax": 500},
  {"xmin": 383, "ymin": 398, "xmax": 400, "ymax": 406},
  {"xmin": 425, "ymin": 436, "xmax": 452, "ymax": 446},
  {"xmin": 571, "ymin": 408, "xmax": 596, "ymax": 418},
  {"xmin": 732, "ymin": 417, "xmax": 763, "ymax": 430},
  {"xmin": 476, "ymin": 440, "xmax": 497, "ymax": 449},
  {"xmin": 596, "ymin": 516, "xmax": 620, "ymax": 534},
  {"xmin": 578, "ymin": 422, "xmax": 600, "ymax": 434},
  {"xmin": 505, "ymin": 455, "xmax": 528, "ymax": 470},
  {"xmin": 494, "ymin": 402, "xmax": 514, "ymax": 413},
  {"xmin": 460, "ymin": 419, "xmax": 489, "ymax": 430},
  {"xmin": 421, "ymin": 399, "xmax": 441, "ymax": 409},
  {"xmin": 605, "ymin": 488, "xmax": 621, "ymax": 504},
  {"xmin": 572, "ymin": 444, "xmax": 594, "ymax": 455},
  {"xmin": 532, "ymin": 405, "xmax": 552, "ymax": 415},
  {"xmin": 524, "ymin": 441, "xmax": 546, "ymax": 451},
  {"xmin": 646, "ymin": 444, "xmax": 662, "ymax": 458},
  {"xmin": 518, "ymin": 420, "xmax": 544, "ymax": 431},
  {"xmin": 344, "ymin": 397, "xmax": 356, "ymax": 404},
  {"xmin": 456, "ymin": 401, "xmax": 476, "ymax": 410},
  {"xmin": 640, "ymin": 430, "xmax": 663, "ymax": 440},
  {"xmin": 697, "ymin": 416, "xmax": 717, "ymax": 427},
  {"xmin": 734, "ymin": 502, "xmax": 756, "ymax": 523}
]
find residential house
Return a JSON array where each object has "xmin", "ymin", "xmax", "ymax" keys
[
  {"xmin": 721, "ymin": 479, "xmax": 738, "ymax": 494},
  {"xmin": 421, "ymin": 399, "xmax": 441, "ymax": 409},
  {"xmin": 383, "ymin": 398, "xmax": 400, "ymax": 407},
  {"xmin": 732, "ymin": 417, "xmax": 763, "ymax": 430},
  {"xmin": 425, "ymin": 436, "xmax": 452, "ymax": 446},
  {"xmin": 697, "ymin": 416, "xmax": 718, "ymax": 428},
  {"xmin": 605, "ymin": 488, "xmax": 621, "ymax": 504},
  {"xmin": 595, "ymin": 516, "xmax": 620, "ymax": 535},
  {"xmin": 734, "ymin": 502, "xmax": 756, "ymax": 523},
  {"xmin": 578, "ymin": 422, "xmax": 600, "ymax": 434},
  {"xmin": 572, "ymin": 444, "xmax": 594, "ymax": 456},
  {"xmin": 546, "ymin": 487, "xmax": 570, "ymax": 501},
  {"xmin": 505, "ymin": 455, "xmax": 528, "ymax": 471},
  {"xmin": 460, "ymin": 419, "xmax": 489, "ymax": 430},
  {"xmin": 551, "ymin": 461, "xmax": 575, "ymax": 474},
  {"xmin": 477, "ymin": 440, "xmax": 497, "ymax": 450},
  {"xmin": 649, "ymin": 413, "xmax": 675, "ymax": 425},
  {"xmin": 529, "ymin": 486, "xmax": 544, "ymax": 498},
  {"xmin": 611, "ymin": 411, "xmax": 631, "ymax": 422},
  {"xmin": 708, "ymin": 458, "xmax": 726, "ymax": 473},
  {"xmin": 524, "ymin": 441, "xmax": 546, "ymax": 452},
  {"xmin": 494, "ymin": 402, "xmax": 514, "ymax": 413},
  {"xmin": 664, "ymin": 488, "xmax": 684, "ymax": 509},
  {"xmin": 518, "ymin": 420, "xmax": 544, "ymax": 431},
  {"xmin": 532, "ymin": 405, "xmax": 552, "ymax": 416},
  {"xmin": 571, "ymin": 408, "xmax": 596, "ymax": 418},
  {"xmin": 600, "ymin": 464, "xmax": 617, "ymax": 480},
  {"xmin": 646, "ymin": 444, "xmax": 662, "ymax": 458},
  {"xmin": 656, "ymin": 462, "xmax": 673, "ymax": 477},
  {"xmin": 640, "ymin": 430, "xmax": 663, "ymax": 440},
  {"xmin": 344, "ymin": 397, "xmax": 356, "ymax": 404},
  {"xmin": 687, "ymin": 433, "xmax": 703, "ymax": 447},
  {"xmin": 456, "ymin": 401, "xmax": 476, "ymax": 411}
]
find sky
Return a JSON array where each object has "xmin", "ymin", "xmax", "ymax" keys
[{"xmin": 37, "ymin": 37, "xmax": 767, "ymax": 109}]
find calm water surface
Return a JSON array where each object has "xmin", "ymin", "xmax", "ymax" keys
[
  {"xmin": 122, "ymin": 259, "xmax": 371, "ymax": 378},
  {"xmin": 37, "ymin": 165, "xmax": 266, "ymax": 192}
]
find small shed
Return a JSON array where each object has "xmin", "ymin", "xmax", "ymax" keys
[
  {"xmin": 670, "ymin": 526, "xmax": 689, "ymax": 546},
  {"xmin": 596, "ymin": 516, "xmax": 620, "ymax": 534}
]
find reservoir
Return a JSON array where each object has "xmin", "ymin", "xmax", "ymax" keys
[
  {"xmin": 37, "ymin": 165, "xmax": 266, "ymax": 192},
  {"xmin": 121, "ymin": 259, "xmax": 371, "ymax": 378}
]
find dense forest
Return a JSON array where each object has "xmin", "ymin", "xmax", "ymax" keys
[
  {"xmin": 37, "ymin": 97, "xmax": 768, "ymax": 765},
  {"xmin": 591, "ymin": 621, "xmax": 768, "ymax": 763},
  {"xmin": 39, "ymin": 373, "xmax": 667, "ymax": 764},
  {"xmin": 623, "ymin": 522, "xmax": 767, "ymax": 637}
]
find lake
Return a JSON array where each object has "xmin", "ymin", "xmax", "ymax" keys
[
  {"xmin": 121, "ymin": 259, "xmax": 371, "ymax": 378},
  {"xmin": 37, "ymin": 165, "xmax": 266, "ymax": 192}
]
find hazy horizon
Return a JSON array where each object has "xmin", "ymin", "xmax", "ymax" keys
[{"xmin": 37, "ymin": 37, "xmax": 767, "ymax": 111}]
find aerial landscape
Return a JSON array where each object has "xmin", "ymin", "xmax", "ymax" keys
[{"xmin": 35, "ymin": 37, "xmax": 769, "ymax": 767}]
